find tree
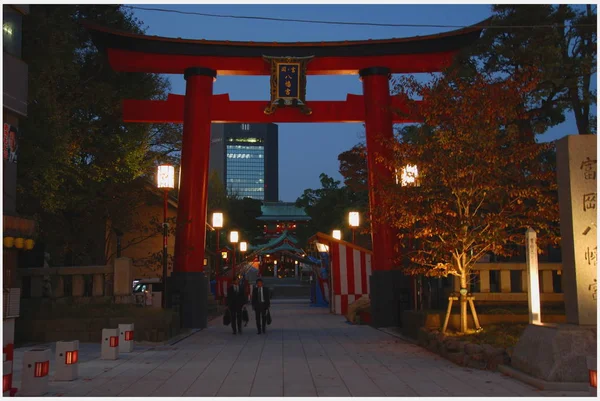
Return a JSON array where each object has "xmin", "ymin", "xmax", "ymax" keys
[
  {"xmin": 460, "ymin": 5, "xmax": 597, "ymax": 136},
  {"xmin": 226, "ymin": 197, "xmax": 263, "ymax": 243},
  {"xmin": 385, "ymin": 71, "xmax": 560, "ymax": 333},
  {"xmin": 295, "ymin": 173, "xmax": 368, "ymax": 247},
  {"xmin": 338, "ymin": 144, "xmax": 368, "ymax": 192},
  {"xmin": 18, "ymin": 5, "xmax": 172, "ymax": 265}
]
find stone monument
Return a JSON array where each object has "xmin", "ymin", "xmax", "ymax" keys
[{"xmin": 509, "ymin": 134, "xmax": 597, "ymax": 387}]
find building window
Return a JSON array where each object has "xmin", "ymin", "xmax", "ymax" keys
[
  {"xmin": 241, "ymin": 123, "xmax": 250, "ymax": 131},
  {"xmin": 226, "ymin": 144, "xmax": 265, "ymax": 200}
]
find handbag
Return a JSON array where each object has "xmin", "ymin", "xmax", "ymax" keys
[
  {"xmin": 223, "ymin": 308, "xmax": 231, "ymax": 326},
  {"xmin": 266, "ymin": 308, "xmax": 272, "ymax": 325},
  {"xmin": 242, "ymin": 307, "xmax": 249, "ymax": 326}
]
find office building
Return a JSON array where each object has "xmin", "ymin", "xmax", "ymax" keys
[{"xmin": 209, "ymin": 123, "xmax": 279, "ymax": 201}]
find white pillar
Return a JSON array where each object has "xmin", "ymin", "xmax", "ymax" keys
[
  {"xmin": 587, "ymin": 356, "xmax": 597, "ymax": 397},
  {"xmin": 118, "ymin": 324, "xmax": 134, "ymax": 353},
  {"xmin": 55, "ymin": 341, "xmax": 79, "ymax": 381},
  {"xmin": 526, "ymin": 227, "xmax": 541, "ymax": 325},
  {"xmin": 20, "ymin": 348, "xmax": 51, "ymax": 396},
  {"xmin": 101, "ymin": 328, "xmax": 119, "ymax": 360}
]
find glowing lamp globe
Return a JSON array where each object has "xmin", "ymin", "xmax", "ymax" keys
[
  {"xmin": 157, "ymin": 165, "xmax": 175, "ymax": 189},
  {"xmin": 349, "ymin": 212, "xmax": 360, "ymax": 227},
  {"xmin": 212, "ymin": 212, "xmax": 224, "ymax": 229}
]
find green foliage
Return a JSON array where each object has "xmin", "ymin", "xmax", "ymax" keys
[
  {"xmin": 338, "ymin": 144, "xmax": 368, "ymax": 192},
  {"xmin": 295, "ymin": 173, "xmax": 368, "ymax": 246},
  {"xmin": 226, "ymin": 197, "xmax": 263, "ymax": 243},
  {"xmin": 459, "ymin": 4, "xmax": 597, "ymax": 136},
  {"xmin": 207, "ymin": 171, "xmax": 228, "ymax": 214},
  {"xmin": 18, "ymin": 5, "xmax": 174, "ymax": 265}
]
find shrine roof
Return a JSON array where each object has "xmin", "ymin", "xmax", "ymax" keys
[
  {"xmin": 257, "ymin": 202, "xmax": 310, "ymax": 221},
  {"xmin": 84, "ymin": 20, "xmax": 487, "ymax": 59}
]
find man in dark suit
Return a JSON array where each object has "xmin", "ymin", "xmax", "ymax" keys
[
  {"xmin": 227, "ymin": 277, "xmax": 246, "ymax": 335},
  {"xmin": 252, "ymin": 278, "xmax": 270, "ymax": 334}
]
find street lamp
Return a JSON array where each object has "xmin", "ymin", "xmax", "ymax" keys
[
  {"xmin": 398, "ymin": 164, "xmax": 419, "ymax": 187},
  {"xmin": 349, "ymin": 211, "xmax": 360, "ymax": 244},
  {"xmin": 157, "ymin": 164, "xmax": 175, "ymax": 308},
  {"xmin": 274, "ymin": 260, "xmax": 278, "ymax": 278},
  {"xmin": 212, "ymin": 212, "xmax": 224, "ymax": 277},
  {"xmin": 332, "ymin": 229, "xmax": 342, "ymax": 240},
  {"xmin": 230, "ymin": 231, "xmax": 239, "ymax": 278},
  {"xmin": 240, "ymin": 241, "xmax": 248, "ymax": 275}
]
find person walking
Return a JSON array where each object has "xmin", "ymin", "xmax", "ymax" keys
[
  {"xmin": 227, "ymin": 277, "xmax": 246, "ymax": 335},
  {"xmin": 251, "ymin": 278, "xmax": 270, "ymax": 334}
]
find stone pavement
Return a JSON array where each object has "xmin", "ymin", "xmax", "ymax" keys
[{"xmin": 11, "ymin": 302, "xmax": 589, "ymax": 397}]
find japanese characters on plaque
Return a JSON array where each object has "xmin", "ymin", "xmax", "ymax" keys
[
  {"xmin": 263, "ymin": 55, "xmax": 313, "ymax": 115},
  {"xmin": 277, "ymin": 64, "xmax": 300, "ymax": 99},
  {"xmin": 556, "ymin": 135, "xmax": 597, "ymax": 326}
]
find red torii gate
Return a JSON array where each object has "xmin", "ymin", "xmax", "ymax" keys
[{"xmin": 86, "ymin": 21, "xmax": 483, "ymax": 328}]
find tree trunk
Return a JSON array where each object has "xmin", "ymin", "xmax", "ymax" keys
[{"xmin": 460, "ymin": 271, "xmax": 468, "ymax": 333}]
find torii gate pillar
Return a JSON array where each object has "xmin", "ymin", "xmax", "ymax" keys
[
  {"xmin": 360, "ymin": 67, "xmax": 411, "ymax": 327},
  {"xmin": 169, "ymin": 67, "xmax": 215, "ymax": 329}
]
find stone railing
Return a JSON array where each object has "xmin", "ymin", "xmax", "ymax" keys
[
  {"xmin": 454, "ymin": 263, "xmax": 564, "ymax": 302},
  {"xmin": 17, "ymin": 265, "xmax": 114, "ymax": 299}
]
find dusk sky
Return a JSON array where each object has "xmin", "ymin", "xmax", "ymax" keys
[{"xmin": 130, "ymin": 4, "xmax": 583, "ymax": 202}]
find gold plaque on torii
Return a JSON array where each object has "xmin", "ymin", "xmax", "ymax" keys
[{"xmin": 263, "ymin": 55, "xmax": 313, "ymax": 115}]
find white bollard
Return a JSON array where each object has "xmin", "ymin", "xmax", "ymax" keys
[
  {"xmin": 588, "ymin": 356, "xmax": 597, "ymax": 397},
  {"xmin": 100, "ymin": 328, "xmax": 119, "ymax": 360},
  {"xmin": 55, "ymin": 340, "xmax": 79, "ymax": 381},
  {"xmin": 3, "ymin": 355, "xmax": 12, "ymax": 396},
  {"xmin": 118, "ymin": 324, "xmax": 134, "ymax": 353},
  {"xmin": 20, "ymin": 348, "xmax": 51, "ymax": 396}
]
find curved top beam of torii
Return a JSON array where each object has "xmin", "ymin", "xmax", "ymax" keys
[{"xmin": 83, "ymin": 19, "xmax": 488, "ymax": 76}]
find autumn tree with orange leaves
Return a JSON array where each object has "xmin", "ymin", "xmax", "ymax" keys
[{"xmin": 382, "ymin": 71, "xmax": 560, "ymax": 333}]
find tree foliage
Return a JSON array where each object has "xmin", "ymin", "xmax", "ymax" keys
[
  {"xmin": 338, "ymin": 144, "xmax": 368, "ymax": 192},
  {"xmin": 295, "ymin": 173, "xmax": 368, "ymax": 247},
  {"xmin": 18, "ymin": 5, "xmax": 174, "ymax": 265},
  {"xmin": 461, "ymin": 4, "xmax": 597, "ymax": 136},
  {"xmin": 386, "ymin": 71, "xmax": 560, "ymax": 331}
]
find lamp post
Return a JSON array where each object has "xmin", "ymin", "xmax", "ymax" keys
[
  {"xmin": 157, "ymin": 164, "xmax": 175, "ymax": 308},
  {"xmin": 398, "ymin": 164, "xmax": 420, "ymax": 310},
  {"xmin": 229, "ymin": 231, "xmax": 239, "ymax": 278},
  {"xmin": 240, "ymin": 241, "xmax": 247, "ymax": 276},
  {"xmin": 332, "ymin": 229, "xmax": 342, "ymax": 240},
  {"xmin": 349, "ymin": 211, "xmax": 359, "ymax": 244},
  {"xmin": 212, "ymin": 212, "xmax": 224, "ymax": 277},
  {"xmin": 274, "ymin": 260, "xmax": 278, "ymax": 278}
]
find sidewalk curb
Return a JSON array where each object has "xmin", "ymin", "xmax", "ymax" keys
[
  {"xmin": 377, "ymin": 327, "xmax": 418, "ymax": 344},
  {"xmin": 497, "ymin": 365, "xmax": 589, "ymax": 392}
]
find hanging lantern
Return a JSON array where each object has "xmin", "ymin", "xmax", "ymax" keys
[
  {"xmin": 14, "ymin": 237, "xmax": 24, "ymax": 249},
  {"xmin": 3, "ymin": 237, "xmax": 14, "ymax": 248}
]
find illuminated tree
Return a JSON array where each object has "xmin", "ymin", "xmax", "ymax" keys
[{"xmin": 384, "ymin": 71, "xmax": 560, "ymax": 333}]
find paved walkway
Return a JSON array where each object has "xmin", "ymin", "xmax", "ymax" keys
[{"xmin": 12, "ymin": 302, "xmax": 588, "ymax": 397}]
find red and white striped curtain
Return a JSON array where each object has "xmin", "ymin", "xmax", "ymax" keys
[{"xmin": 329, "ymin": 242, "xmax": 372, "ymax": 315}]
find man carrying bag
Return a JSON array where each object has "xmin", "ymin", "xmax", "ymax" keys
[
  {"xmin": 251, "ymin": 278, "xmax": 270, "ymax": 334},
  {"xmin": 227, "ymin": 277, "xmax": 246, "ymax": 335}
]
